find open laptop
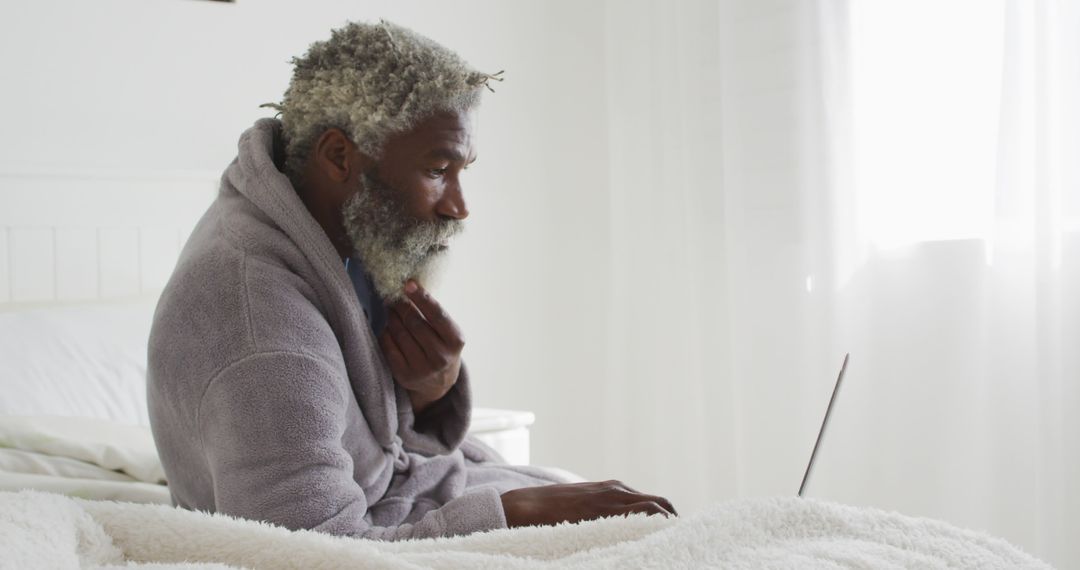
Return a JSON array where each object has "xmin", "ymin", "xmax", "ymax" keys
[{"xmin": 798, "ymin": 353, "xmax": 850, "ymax": 497}]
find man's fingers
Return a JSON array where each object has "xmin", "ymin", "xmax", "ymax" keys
[
  {"xmin": 627, "ymin": 492, "xmax": 677, "ymax": 517},
  {"xmin": 386, "ymin": 311, "xmax": 427, "ymax": 371},
  {"xmin": 598, "ymin": 481, "xmax": 678, "ymax": 517},
  {"xmin": 647, "ymin": 496, "xmax": 677, "ymax": 516},
  {"xmin": 403, "ymin": 281, "xmax": 465, "ymax": 349},
  {"xmin": 607, "ymin": 479, "xmax": 642, "ymax": 495},
  {"xmin": 378, "ymin": 331, "xmax": 411, "ymax": 375},
  {"xmin": 617, "ymin": 501, "xmax": 673, "ymax": 518},
  {"xmin": 389, "ymin": 301, "xmax": 451, "ymax": 368}
]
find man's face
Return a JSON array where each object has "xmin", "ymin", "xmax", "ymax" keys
[{"xmin": 341, "ymin": 110, "xmax": 477, "ymax": 300}]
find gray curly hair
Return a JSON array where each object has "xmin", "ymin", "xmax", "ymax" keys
[{"xmin": 262, "ymin": 20, "xmax": 502, "ymax": 182}]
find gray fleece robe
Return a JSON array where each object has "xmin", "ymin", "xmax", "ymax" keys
[{"xmin": 147, "ymin": 118, "xmax": 563, "ymax": 540}]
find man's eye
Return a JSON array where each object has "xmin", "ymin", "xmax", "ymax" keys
[{"xmin": 428, "ymin": 167, "xmax": 448, "ymax": 177}]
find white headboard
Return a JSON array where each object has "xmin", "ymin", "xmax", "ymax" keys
[{"xmin": 0, "ymin": 166, "xmax": 219, "ymax": 307}]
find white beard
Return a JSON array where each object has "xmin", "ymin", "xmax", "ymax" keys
[{"xmin": 341, "ymin": 172, "xmax": 463, "ymax": 301}]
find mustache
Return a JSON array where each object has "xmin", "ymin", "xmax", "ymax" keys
[
  {"xmin": 360, "ymin": 171, "xmax": 464, "ymax": 253},
  {"xmin": 401, "ymin": 217, "xmax": 465, "ymax": 255}
]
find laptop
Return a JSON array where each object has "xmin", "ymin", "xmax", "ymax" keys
[{"xmin": 798, "ymin": 353, "xmax": 850, "ymax": 497}]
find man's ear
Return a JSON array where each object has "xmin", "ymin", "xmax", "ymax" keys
[{"xmin": 313, "ymin": 128, "xmax": 374, "ymax": 183}]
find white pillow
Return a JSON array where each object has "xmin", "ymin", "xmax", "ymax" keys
[{"xmin": 0, "ymin": 299, "xmax": 157, "ymax": 425}]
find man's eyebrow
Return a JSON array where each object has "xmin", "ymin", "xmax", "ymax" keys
[{"xmin": 426, "ymin": 148, "xmax": 476, "ymax": 164}]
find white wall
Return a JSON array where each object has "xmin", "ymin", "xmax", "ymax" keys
[
  {"xmin": 3, "ymin": 3, "xmax": 1073, "ymax": 566},
  {"xmin": 0, "ymin": 0, "xmax": 619, "ymax": 484}
]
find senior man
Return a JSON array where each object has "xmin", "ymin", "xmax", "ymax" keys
[{"xmin": 147, "ymin": 20, "xmax": 675, "ymax": 540}]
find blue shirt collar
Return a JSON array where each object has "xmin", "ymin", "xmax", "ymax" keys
[{"xmin": 344, "ymin": 256, "xmax": 387, "ymax": 337}]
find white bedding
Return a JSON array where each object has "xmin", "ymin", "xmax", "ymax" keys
[
  {"xmin": 0, "ymin": 415, "xmax": 164, "ymax": 484},
  {"xmin": 0, "ymin": 473, "xmax": 169, "ymax": 505},
  {"xmin": 0, "ymin": 299, "xmax": 157, "ymax": 425},
  {"xmin": 0, "ymin": 415, "xmax": 169, "ymax": 505},
  {"xmin": 0, "ymin": 489, "xmax": 1051, "ymax": 569},
  {"xmin": 0, "ymin": 305, "xmax": 1055, "ymax": 567}
]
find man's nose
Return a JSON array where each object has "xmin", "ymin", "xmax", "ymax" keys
[{"xmin": 435, "ymin": 181, "xmax": 469, "ymax": 220}]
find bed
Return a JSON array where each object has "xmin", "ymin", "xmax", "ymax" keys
[
  {"xmin": 0, "ymin": 169, "xmax": 1053, "ymax": 568},
  {"xmin": 0, "ymin": 296, "xmax": 540, "ymax": 505}
]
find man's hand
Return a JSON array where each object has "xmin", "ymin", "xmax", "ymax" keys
[
  {"xmin": 378, "ymin": 280, "xmax": 465, "ymax": 414},
  {"xmin": 500, "ymin": 481, "xmax": 677, "ymax": 527}
]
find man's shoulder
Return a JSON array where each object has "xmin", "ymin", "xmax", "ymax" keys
[
  {"xmin": 148, "ymin": 198, "xmax": 338, "ymax": 391},
  {"xmin": 175, "ymin": 193, "xmax": 326, "ymax": 313},
  {"xmin": 239, "ymin": 252, "xmax": 339, "ymax": 353}
]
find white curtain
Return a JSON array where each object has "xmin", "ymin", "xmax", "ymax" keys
[
  {"xmin": 601, "ymin": 0, "xmax": 737, "ymax": 514},
  {"xmin": 601, "ymin": 0, "xmax": 1079, "ymax": 567}
]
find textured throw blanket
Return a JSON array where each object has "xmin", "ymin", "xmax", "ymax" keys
[{"xmin": 0, "ymin": 490, "xmax": 1050, "ymax": 569}]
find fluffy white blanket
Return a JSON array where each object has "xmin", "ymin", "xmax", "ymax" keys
[{"xmin": 0, "ymin": 490, "xmax": 1051, "ymax": 569}]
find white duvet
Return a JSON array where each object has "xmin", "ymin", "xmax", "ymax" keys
[
  {"xmin": 0, "ymin": 415, "xmax": 170, "ymax": 505},
  {"xmin": 0, "ymin": 415, "xmax": 1053, "ymax": 568},
  {"xmin": 0, "ymin": 488, "xmax": 1051, "ymax": 569}
]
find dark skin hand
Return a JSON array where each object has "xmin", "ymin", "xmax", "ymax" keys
[
  {"xmin": 296, "ymin": 109, "xmax": 678, "ymax": 525},
  {"xmin": 379, "ymin": 279, "xmax": 464, "ymax": 413},
  {"xmin": 501, "ymin": 480, "xmax": 678, "ymax": 527}
]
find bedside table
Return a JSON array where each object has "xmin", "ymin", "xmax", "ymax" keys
[{"xmin": 468, "ymin": 408, "xmax": 535, "ymax": 465}]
